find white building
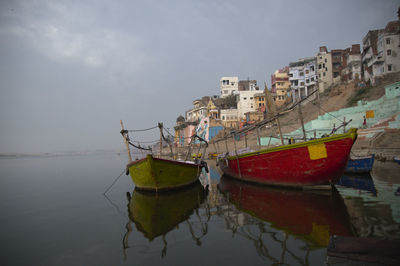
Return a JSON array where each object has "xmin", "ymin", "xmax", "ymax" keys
[
  {"xmin": 289, "ymin": 57, "xmax": 317, "ymax": 102},
  {"xmin": 220, "ymin": 77, "xmax": 239, "ymax": 97},
  {"xmin": 237, "ymin": 90, "xmax": 259, "ymax": 120},
  {"xmin": 377, "ymin": 21, "xmax": 400, "ymax": 76},
  {"xmin": 220, "ymin": 108, "xmax": 238, "ymax": 128},
  {"xmin": 185, "ymin": 99, "xmax": 207, "ymax": 122},
  {"xmin": 362, "ymin": 17, "xmax": 400, "ymax": 84}
]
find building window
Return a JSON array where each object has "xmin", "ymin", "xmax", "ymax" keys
[
  {"xmin": 243, "ymin": 97, "xmax": 247, "ymax": 100},
  {"xmin": 319, "ymin": 64, "xmax": 322, "ymax": 69},
  {"xmin": 311, "ymin": 77, "xmax": 314, "ymax": 81},
  {"xmin": 222, "ymin": 116, "xmax": 225, "ymax": 120},
  {"xmin": 305, "ymin": 70, "xmax": 309, "ymax": 74},
  {"xmin": 300, "ymin": 82, "xmax": 304, "ymax": 86},
  {"xmin": 325, "ymin": 59, "xmax": 327, "ymax": 63},
  {"xmin": 250, "ymin": 97, "xmax": 253, "ymax": 100},
  {"xmin": 388, "ymin": 64, "xmax": 392, "ymax": 71},
  {"xmin": 306, "ymin": 79, "xmax": 310, "ymax": 83},
  {"xmin": 310, "ymin": 66, "xmax": 315, "ymax": 71},
  {"xmin": 386, "ymin": 38, "xmax": 391, "ymax": 45},
  {"xmin": 323, "ymin": 72, "xmax": 326, "ymax": 77},
  {"xmin": 387, "ymin": 50, "xmax": 392, "ymax": 56},
  {"xmin": 299, "ymin": 72, "xmax": 304, "ymax": 76}
]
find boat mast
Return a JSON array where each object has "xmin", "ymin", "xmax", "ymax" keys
[{"xmin": 120, "ymin": 120, "xmax": 133, "ymax": 162}]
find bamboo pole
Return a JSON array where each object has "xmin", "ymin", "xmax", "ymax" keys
[
  {"xmin": 298, "ymin": 102, "xmax": 307, "ymax": 141},
  {"xmin": 233, "ymin": 133, "xmax": 242, "ymax": 178},
  {"xmin": 120, "ymin": 120, "xmax": 132, "ymax": 162},
  {"xmin": 276, "ymin": 116, "xmax": 284, "ymax": 145},
  {"xmin": 256, "ymin": 127, "xmax": 261, "ymax": 149},
  {"xmin": 343, "ymin": 117, "xmax": 346, "ymax": 133},
  {"xmin": 158, "ymin": 122, "xmax": 163, "ymax": 156}
]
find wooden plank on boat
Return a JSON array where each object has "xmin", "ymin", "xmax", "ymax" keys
[{"xmin": 327, "ymin": 235, "xmax": 400, "ymax": 265}]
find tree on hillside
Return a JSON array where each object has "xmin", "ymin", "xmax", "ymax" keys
[{"xmin": 223, "ymin": 94, "xmax": 238, "ymax": 109}]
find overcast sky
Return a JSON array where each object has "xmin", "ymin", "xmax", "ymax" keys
[{"xmin": 0, "ymin": 0, "xmax": 398, "ymax": 153}]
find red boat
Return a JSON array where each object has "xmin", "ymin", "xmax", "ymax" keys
[
  {"xmin": 218, "ymin": 128, "xmax": 357, "ymax": 188},
  {"xmin": 218, "ymin": 176, "xmax": 354, "ymax": 248}
]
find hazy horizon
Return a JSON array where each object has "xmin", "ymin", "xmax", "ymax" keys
[{"xmin": 0, "ymin": 0, "xmax": 398, "ymax": 153}]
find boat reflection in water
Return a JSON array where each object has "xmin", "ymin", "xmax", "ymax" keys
[
  {"xmin": 123, "ymin": 181, "xmax": 208, "ymax": 258},
  {"xmin": 217, "ymin": 176, "xmax": 354, "ymax": 262}
]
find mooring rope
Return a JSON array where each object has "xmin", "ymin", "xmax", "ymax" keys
[{"xmin": 103, "ymin": 168, "xmax": 126, "ymax": 195}]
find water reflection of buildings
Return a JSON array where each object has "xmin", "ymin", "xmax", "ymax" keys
[
  {"xmin": 336, "ymin": 162, "xmax": 400, "ymax": 240},
  {"xmin": 217, "ymin": 176, "xmax": 353, "ymax": 264}
]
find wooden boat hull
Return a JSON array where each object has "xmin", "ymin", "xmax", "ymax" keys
[
  {"xmin": 218, "ymin": 128, "xmax": 357, "ymax": 187},
  {"xmin": 127, "ymin": 182, "xmax": 205, "ymax": 240},
  {"xmin": 218, "ymin": 176, "xmax": 353, "ymax": 248},
  {"xmin": 127, "ymin": 154, "xmax": 203, "ymax": 191},
  {"xmin": 344, "ymin": 154, "xmax": 374, "ymax": 173}
]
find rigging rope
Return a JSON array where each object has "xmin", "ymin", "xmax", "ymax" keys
[
  {"xmin": 128, "ymin": 140, "xmax": 153, "ymax": 151},
  {"xmin": 164, "ymin": 126, "xmax": 196, "ymax": 140},
  {"xmin": 303, "ymin": 94, "xmax": 344, "ymax": 123},
  {"xmin": 126, "ymin": 125, "xmax": 159, "ymax": 132}
]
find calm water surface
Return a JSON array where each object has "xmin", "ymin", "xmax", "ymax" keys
[{"xmin": 1, "ymin": 153, "xmax": 399, "ymax": 265}]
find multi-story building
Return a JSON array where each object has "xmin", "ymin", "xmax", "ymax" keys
[
  {"xmin": 361, "ymin": 30, "xmax": 382, "ymax": 84},
  {"xmin": 331, "ymin": 49, "xmax": 347, "ymax": 84},
  {"xmin": 237, "ymin": 90, "xmax": 259, "ymax": 120},
  {"xmin": 316, "ymin": 46, "xmax": 333, "ymax": 92},
  {"xmin": 254, "ymin": 93, "xmax": 266, "ymax": 112},
  {"xmin": 271, "ymin": 67, "xmax": 290, "ymax": 107},
  {"xmin": 289, "ymin": 57, "xmax": 317, "ymax": 103},
  {"xmin": 342, "ymin": 44, "xmax": 362, "ymax": 83},
  {"xmin": 362, "ymin": 11, "xmax": 400, "ymax": 85},
  {"xmin": 185, "ymin": 97, "xmax": 208, "ymax": 122},
  {"xmin": 375, "ymin": 20, "xmax": 400, "ymax": 78},
  {"xmin": 220, "ymin": 108, "xmax": 239, "ymax": 128},
  {"xmin": 220, "ymin": 77, "xmax": 239, "ymax": 97},
  {"xmin": 329, "ymin": 44, "xmax": 361, "ymax": 85}
]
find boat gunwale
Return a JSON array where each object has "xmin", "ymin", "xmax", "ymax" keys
[
  {"xmin": 224, "ymin": 128, "xmax": 357, "ymax": 161},
  {"xmin": 127, "ymin": 154, "xmax": 202, "ymax": 168}
]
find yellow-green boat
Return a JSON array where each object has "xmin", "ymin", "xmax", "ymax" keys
[
  {"xmin": 127, "ymin": 154, "xmax": 205, "ymax": 191},
  {"xmin": 127, "ymin": 182, "xmax": 206, "ymax": 240}
]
